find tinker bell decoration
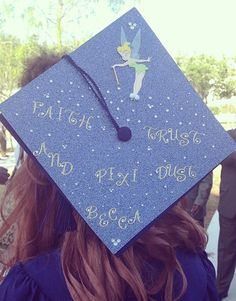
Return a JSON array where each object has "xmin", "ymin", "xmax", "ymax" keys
[{"xmin": 112, "ymin": 27, "xmax": 151, "ymax": 100}]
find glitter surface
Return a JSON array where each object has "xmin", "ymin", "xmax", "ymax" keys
[{"xmin": 0, "ymin": 8, "xmax": 235, "ymax": 254}]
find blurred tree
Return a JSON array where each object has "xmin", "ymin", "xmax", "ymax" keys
[
  {"xmin": 213, "ymin": 57, "xmax": 236, "ymax": 99},
  {"xmin": 0, "ymin": 0, "xmax": 140, "ymax": 102},
  {"xmin": 1, "ymin": 0, "xmax": 140, "ymax": 49},
  {"xmin": 176, "ymin": 55, "xmax": 218, "ymax": 103},
  {"xmin": 0, "ymin": 2, "xmax": 14, "ymax": 30},
  {"xmin": 0, "ymin": 35, "xmax": 24, "ymax": 102},
  {"xmin": 19, "ymin": 0, "xmax": 79, "ymax": 51},
  {"xmin": 20, "ymin": 6, "xmax": 43, "ymax": 40},
  {"xmin": 0, "ymin": 35, "xmax": 46, "ymax": 102},
  {"xmin": 18, "ymin": 0, "xmax": 137, "ymax": 51},
  {"xmin": 176, "ymin": 55, "xmax": 236, "ymax": 103},
  {"xmin": 208, "ymin": 106, "xmax": 220, "ymax": 115},
  {"xmin": 108, "ymin": 0, "xmax": 128, "ymax": 12}
]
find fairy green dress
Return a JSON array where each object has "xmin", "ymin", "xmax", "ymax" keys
[{"xmin": 129, "ymin": 62, "xmax": 148, "ymax": 73}]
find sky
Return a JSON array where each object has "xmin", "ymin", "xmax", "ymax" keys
[
  {"xmin": 1, "ymin": 0, "xmax": 236, "ymax": 57},
  {"xmin": 138, "ymin": 0, "xmax": 236, "ymax": 57}
]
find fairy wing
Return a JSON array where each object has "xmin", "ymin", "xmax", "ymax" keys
[
  {"xmin": 131, "ymin": 29, "xmax": 141, "ymax": 59},
  {"xmin": 121, "ymin": 26, "xmax": 127, "ymax": 45},
  {"xmin": 120, "ymin": 27, "xmax": 141, "ymax": 58}
]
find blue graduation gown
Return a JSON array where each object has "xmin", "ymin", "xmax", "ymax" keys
[{"xmin": 0, "ymin": 249, "xmax": 219, "ymax": 301}]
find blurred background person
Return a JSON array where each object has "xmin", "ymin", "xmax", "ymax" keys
[
  {"xmin": 0, "ymin": 124, "xmax": 7, "ymax": 158},
  {"xmin": 217, "ymin": 128, "xmax": 236, "ymax": 300},
  {"xmin": 0, "ymin": 167, "xmax": 9, "ymax": 185},
  {"xmin": 184, "ymin": 172, "xmax": 213, "ymax": 227}
]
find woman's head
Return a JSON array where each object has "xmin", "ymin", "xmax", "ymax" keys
[
  {"xmin": 0, "ymin": 156, "xmax": 207, "ymax": 301},
  {"xmin": 117, "ymin": 42, "xmax": 132, "ymax": 61},
  {"xmin": 0, "ymin": 52, "xmax": 207, "ymax": 301},
  {"xmin": 1, "ymin": 51, "xmax": 60, "ymax": 255},
  {"xmin": 19, "ymin": 51, "xmax": 60, "ymax": 87}
]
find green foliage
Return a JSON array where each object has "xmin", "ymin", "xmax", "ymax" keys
[
  {"xmin": 213, "ymin": 58, "xmax": 236, "ymax": 99},
  {"xmin": 0, "ymin": 34, "xmax": 78, "ymax": 102},
  {"xmin": 176, "ymin": 55, "xmax": 218, "ymax": 100},
  {"xmin": 208, "ymin": 106, "xmax": 220, "ymax": 115},
  {"xmin": 209, "ymin": 104, "xmax": 236, "ymax": 116},
  {"xmin": 176, "ymin": 55, "xmax": 236, "ymax": 102},
  {"xmin": 219, "ymin": 104, "xmax": 236, "ymax": 114},
  {"xmin": 108, "ymin": 0, "xmax": 127, "ymax": 12},
  {"xmin": 0, "ymin": 0, "xmax": 234, "ymax": 105},
  {"xmin": 0, "ymin": 35, "xmax": 26, "ymax": 101},
  {"xmin": 0, "ymin": 0, "xmax": 142, "ymax": 102}
]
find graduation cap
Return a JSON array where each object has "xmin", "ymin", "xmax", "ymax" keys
[{"xmin": 0, "ymin": 8, "xmax": 235, "ymax": 254}]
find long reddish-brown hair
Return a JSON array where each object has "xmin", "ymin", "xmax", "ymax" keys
[{"xmin": 0, "ymin": 156, "xmax": 207, "ymax": 301}]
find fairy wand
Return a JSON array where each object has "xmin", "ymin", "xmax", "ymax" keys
[{"xmin": 112, "ymin": 66, "xmax": 120, "ymax": 86}]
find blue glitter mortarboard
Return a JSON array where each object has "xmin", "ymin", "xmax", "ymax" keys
[{"xmin": 1, "ymin": 8, "xmax": 235, "ymax": 254}]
